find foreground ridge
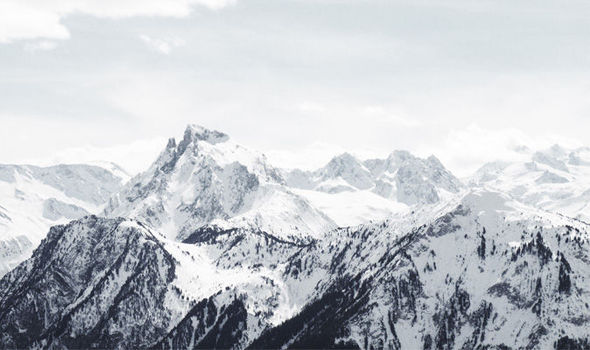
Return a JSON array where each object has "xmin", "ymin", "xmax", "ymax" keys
[{"xmin": 1, "ymin": 189, "xmax": 589, "ymax": 349}]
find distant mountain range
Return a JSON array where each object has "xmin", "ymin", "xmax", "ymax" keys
[
  {"xmin": 0, "ymin": 163, "xmax": 129, "ymax": 276},
  {"xmin": 1, "ymin": 125, "xmax": 589, "ymax": 349}
]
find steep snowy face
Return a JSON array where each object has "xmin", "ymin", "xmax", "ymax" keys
[
  {"xmin": 471, "ymin": 144, "xmax": 590, "ymax": 221},
  {"xmin": 104, "ymin": 125, "xmax": 335, "ymax": 241},
  {"xmin": 284, "ymin": 150, "xmax": 463, "ymax": 226},
  {"xmin": 0, "ymin": 164, "xmax": 127, "ymax": 277},
  {"xmin": 253, "ymin": 190, "xmax": 590, "ymax": 349}
]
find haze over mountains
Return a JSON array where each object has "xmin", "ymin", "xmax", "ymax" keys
[{"xmin": 1, "ymin": 124, "xmax": 589, "ymax": 349}]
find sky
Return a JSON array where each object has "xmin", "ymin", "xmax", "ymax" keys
[{"xmin": 1, "ymin": 0, "xmax": 590, "ymax": 176}]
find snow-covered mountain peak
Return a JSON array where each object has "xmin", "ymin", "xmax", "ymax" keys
[
  {"xmin": 104, "ymin": 124, "xmax": 335, "ymax": 241},
  {"xmin": 532, "ymin": 151, "xmax": 569, "ymax": 173},
  {"xmin": 526, "ymin": 144, "xmax": 590, "ymax": 173},
  {"xmin": 471, "ymin": 144, "xmax": 590, "ymax": 221},
  {"xmin": 182, "ymin": 124, "xmax": 230, "ymax": 145},
  {"xmin": 282, "ymin": 149, "xmax": 464, "ymax": 227},
  {"xmin": 384, "ymin": 149, "xmax": 413, "ymax": 166},
  {"xmin": 549, "ymin": 143, "xmax": 568, "ymax": 157},
  {"xmin": 315, "ymin": 153, "xmax": 373, "ymax": 192},
  {"xmin": 377, "ymin": 150, "xmax": 449, "ymax": 176},
  {"xmin": 152, "ymin": 124, "xmax": 284, "ymax": 184},
  {"xmin": 371, "ymin": 150, "xmax": 463, "ymax": 203},
  {"xmin": 324, "ymin": 152, "xmax": 360, "ymax": 170}
]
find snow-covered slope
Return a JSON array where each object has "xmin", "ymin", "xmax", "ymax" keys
[
  {"xmin": 0, "ymin": 163, "xmax": 128, "ymax": 276},
  {"xmin": 104, "ymin": 125, "xmax": 335, "ymax": 241},
  {"xmin": 472, "ymin": 144, "xmax": 590, "ymax": 222},
  {"xmin": 289, "ymin": 188, "xmax": 409, "ymax": 227}
]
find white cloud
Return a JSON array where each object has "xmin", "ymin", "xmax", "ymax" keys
[
  {"xmin": 140, "ymin": 35, "xmax": 185, "ymax": 55},
  {"xmin": 26, "ymin": 137, "xmax": 167, "ymax": 175},
  {"xmin": 298, "ymin": 101, "xmax": 327, "ymax": 113},
  {"xmin": 0, "ymin": 0, "xmax": 235, "ymax": 43},
  {"xmin": 24, "ymin": 40, "xmax": 58, "ymax": 52},
  {"xmin": 0, "ymin": 2, "xmax": 69, "ymax": 43}
]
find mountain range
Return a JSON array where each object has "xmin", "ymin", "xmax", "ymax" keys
[{"xmin": 0, "ymin": 124, "xmax": 589, "ymax": 349}]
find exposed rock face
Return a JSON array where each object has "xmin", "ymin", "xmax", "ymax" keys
[{"xmin": 0, "ymin": 216, "xmax": 178, "ymax": 349}]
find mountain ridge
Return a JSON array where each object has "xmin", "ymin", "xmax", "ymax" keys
[{"xmin": 2, "ymin": 189, "xmax": 590, "ymax": 348}]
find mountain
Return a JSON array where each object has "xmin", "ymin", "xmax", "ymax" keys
[
  {"xmin": 103, "ymin": 125, "xmax": 335, "ymax": 242},
  {"xmin": 2, "ymin": 190, "xmax": 589, "ymax": 349},
  {"xmin": 284, "ymin": 150, "xmax": 464, "ymax": 227},
  {"xmin": 0, "ymin": 214, "xmax": 326, "ymax": 348},
  {"xmin": 471, "ymin": 144, "xmax": 590, "ymax": 222},
  {"xmin": 2, "ymin": 125, "xmax": 590, "ymax": 349},
  {"xmin": 365, "ymin": 150, "xmax": 463, "ymax": 204},
  {"xmin": 0, "ymin": 163, "xmax": 128, "ymax": 276},
  {"xmin": 0, "ymin": 216, "xmax": 179, "ymax": 349},
  {"xmin": 286, "ymin": 151, "xmax": 463, "ymax": 204},
  {"xmin": 286, "ymin": 153, "xmax": 375, "ymax": 193}
]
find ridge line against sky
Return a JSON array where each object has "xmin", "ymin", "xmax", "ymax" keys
[
  {"xmin": 1, "ymin": 0, "xmax": 589, "ymax": 176},
  {"xmin": 15, "ymin": 123, "xmax": 582, "ymax": 178}
]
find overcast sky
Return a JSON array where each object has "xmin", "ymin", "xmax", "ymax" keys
[{"xmin": 1, "ymin": 0, "xmax": 590, "ymax": 176}]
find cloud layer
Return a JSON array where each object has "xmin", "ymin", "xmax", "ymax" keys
[{"xmin": 0, "ymin": 0, "xmax": 235, "ymax": 42}]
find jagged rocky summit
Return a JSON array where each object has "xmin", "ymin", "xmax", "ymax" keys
[{"xmin": 103, "ymin": 124, "xmax": 335, "ymax": 242}]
